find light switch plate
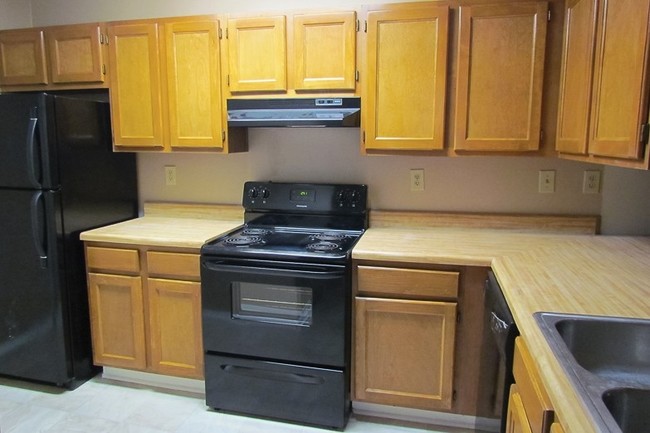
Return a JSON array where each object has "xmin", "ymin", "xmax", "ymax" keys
[{"xmin": 538, "ymin": 170, "xmax": 555, "ymax": 193}]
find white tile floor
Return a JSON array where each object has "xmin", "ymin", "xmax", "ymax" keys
[{"xmin": 0, "ymin": 376, "xmax": 470, "ymax": 433}]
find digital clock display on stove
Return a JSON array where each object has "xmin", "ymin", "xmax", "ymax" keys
[{"xmin": 290, "ymin": 189, "xmax": 315, "ymax": 202}]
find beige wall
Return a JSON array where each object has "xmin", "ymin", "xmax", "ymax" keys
[
  {"xmin": 0, "ymin": 0, "xmax": 32, "ymax": 29},
  {"xmin": 5, "ymin": 0, "xmax": 650, "ymax": 234}
]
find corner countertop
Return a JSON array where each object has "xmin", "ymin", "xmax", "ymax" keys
[{"xmin": 353, "ymin": 226, "xmax": 650, "ymax": 433}]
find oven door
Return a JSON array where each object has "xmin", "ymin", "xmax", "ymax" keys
[{"xmin": 201, "ymin": 257, "xmax": 349, "ymax": 367}]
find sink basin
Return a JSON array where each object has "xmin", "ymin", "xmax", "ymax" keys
[
  {"xmin": 554, "ymin": 316, "xmax": 650, "ymax": 386},
  {"xmin": 603, "ymin": 388, "xmax": 650, "ymax": 433},
  {"xmin": 535, "ymin": 312, "xmax": 650, "ymax": 433}
]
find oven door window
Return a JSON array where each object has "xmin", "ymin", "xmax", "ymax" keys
[{"xmin": 232, "ymin": 282, "xmax": 313, "ymax": 327}]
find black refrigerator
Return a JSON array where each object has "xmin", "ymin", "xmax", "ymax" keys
[{"xmin": 0, "ymin": 92, "xmax": 137, "ymax": 388}]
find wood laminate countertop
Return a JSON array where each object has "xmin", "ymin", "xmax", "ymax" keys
[
  {"xmin": 79, "ymin": 203, "xmax": 243, "ymax": 249},
  {"xmin": 353, "ymin": 227, "xmax": 650, "ymax": 433}
]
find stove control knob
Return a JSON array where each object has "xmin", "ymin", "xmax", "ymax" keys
[
  {"xmin": 350, "ymin": 190, "xmax": 360, "ymax": 202},
  {"xmin": 247, "ymin": 187, "xmax": 259, "ymax": 199},
  {"xmin": 261, "ymin": 188, "xmax": 270, "ymax": 199}
]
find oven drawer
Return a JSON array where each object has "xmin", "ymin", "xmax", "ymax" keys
[
  {"xmin": 205, "ymin": 354, "xmax": 348, "ymax": 429},
  {"xmin": 357, "ymin": 265, "xmax": 459, "ymax": 299}
]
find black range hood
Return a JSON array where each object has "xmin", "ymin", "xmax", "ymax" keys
[{"xmin": 227, "ymin": 97, "xmax": 360, "ymax": 128}]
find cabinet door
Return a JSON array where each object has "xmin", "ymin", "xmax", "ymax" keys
[
  {"xmin": 227, "ymin": 16, "xmax": 287, "ymax": 92},
  {"xmin": 506, "ymin": 385, "xmax": 534, "ymax": 433},
  {"xmin": 588, "ymin": 0, "xmax": 650, "ymax": 159},
  {"xmin": 364, "ymin": 5, "xmax": 449, "ymax": 151},
  {"xmin": 455, "ymin": 2, "xmax": 548, "ymax": 151},
  {"xmin": 108, "ymin": 22, "xmax": 164, "ymax": 149},
  {"xmin": 355, "ymin": 297, "xmax": 457, "ymax": 410},
  {"xmin": 164, "ymin": 20, "xmax": 224, "ymax": 149},
  {"xmin": 0, "ymin": 28, "xmax": 48, "ymax": 85},
  {"xmin": 293, "ymin": 12, "xmax": 356, "ymax": 91},
  {"xmin": 87, "ymin": 273, "xmax": 146, "ymax": 370},
  {"xmin": 555, "ymin": 0, "xmax": 598, "ymax": 155},
  {"xmin": 47, "ymin": 23, "xmax": 105, "ymax": 84},
  {"xmin": 147, "ymin": 278, "xmax": 203, "ymax": 379}
]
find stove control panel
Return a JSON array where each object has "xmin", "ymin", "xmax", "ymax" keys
[{"xmin": 243, "ymin": 182, "xmax": 367, "ymax": 214}]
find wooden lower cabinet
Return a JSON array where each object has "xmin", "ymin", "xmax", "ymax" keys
[
  {"xmin": 87, "ymin": 272, "xmax": 146, "ymax": 370},
  {"xmin": 507, "ymin": 337, "xmax": 556, "ymax": 433},
  {"xmin": 354, "ymin": 264, "xmax": 460, "ymax": 411},
  {"xmin": 147, "ymin": 278, "xmax": 203, "ymax": 378},
  {"xmin": 506, "ymin": 385, "xmax": 534, "ymax": 433},
  {"xmin": 85, "ymin": 244, "xmax": 203, "ymax": 379},
  {"xmin": 355, "ymin": 297, "xmax": 457, "ymax": 410}
]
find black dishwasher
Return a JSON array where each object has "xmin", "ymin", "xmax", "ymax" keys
[{"xmin": 484, "ymin": 270, "xmax": 519, "ymax": 433}]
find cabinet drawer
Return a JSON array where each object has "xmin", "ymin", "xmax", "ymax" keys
[
  {"xmin": 357, "ymin": 265, "xmax": 458, "ymax": 299},
  {"xmin": 86, "ymin": 246, "xmax": 140, "ymax": 273},
  {"xmin": 147, "ymin": 251, "xmax": 200, "ymax": 279},
  {"xmin": 513, "ymin": 337, "xmax": 554, "ymax": 433}
]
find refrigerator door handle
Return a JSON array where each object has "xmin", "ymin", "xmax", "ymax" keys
[
  {"xmin": 30, "ymin": 191, "xmax": 48, "ymax": 269},
  {"xmin": 26, "ymin": 108, "xmax": 40, "ymax": 188}
]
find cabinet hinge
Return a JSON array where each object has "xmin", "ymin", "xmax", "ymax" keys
[
  {"xmin": 364, "ymin": 20, "xmax": 368, "ymax": 33},
  {"xmin": 547, "ymin": 10, "xmax": 551, "ymax": 21},
  {"xmin": 456, "ymin": 312, "xmax": 462, "ymax": 324},
  {"xmin": 355, "ymin": 70, "xmax": 359, "ymax": 82},
  {"xmin": 362, "ymin": 131, "xmax": 365, "ymax": 143},
  {"xmin": 222, "ymin": 130, "xmax": 226, "ymax": 142},
  {"xmin": 640, "ymin": 123, "xmax": 650, "ymax": 145},
  {"xmin": 218, "ymin": 27, "xmax": 222, "ymax": 39},
  {"xmin": 103, "ymin": 33, "xmax": 109, "ymax": 45},
  {"xmin": 540, "ymin": 129, "xmax": 544, "ymax": 144}
]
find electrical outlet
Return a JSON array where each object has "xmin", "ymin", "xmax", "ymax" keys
[
  {"xmin": 538, "ymin": 170, "xmax": 555, "ymax": 193},
  {"xmin": 583, "ymin": 170, "xmax": 601, "ymax": 194},
  {"xmin": 165, "ymin": 165, "xmax": 177, "ymax": 186},
  {"xmin": 410, "ymin": 169, "xmax": 425, "ymax": 192}
]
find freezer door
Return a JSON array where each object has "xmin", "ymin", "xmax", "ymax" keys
[
  {"xmin": 0, "ymin": 93, "xmax": 56, "ymax": 189},
  {"xmin": 0, "ymin": 189, "xmax": 71, "ymax": 385}
]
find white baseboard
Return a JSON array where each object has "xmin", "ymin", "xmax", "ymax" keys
[
  {"xmin": 352, "ymin": 401, "xmax": 500, "ymax": 432},
  {"xmin": 101, "ymin": 367, "xmax": 205, "ymax": 396}
]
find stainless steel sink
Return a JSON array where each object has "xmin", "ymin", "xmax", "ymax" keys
[
  {"xmin": 603, "ymin": 388, "xmax": 650, "ymax": 433},
  {"xmin": 535, "ymin": 312, "xmax": 650, "ymax": 433}
]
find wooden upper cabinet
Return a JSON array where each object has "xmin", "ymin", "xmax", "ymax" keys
[
  {"xmin": 0, "ymin": 28, "xmax": 48, "ymax": 86},
  {"xmin": 227, "ymin": 16, "xmax": 287, "ymax": 92},
  {"xmin": 46, "ymin": 23, "xmax": 105, "ymax": 84},
  {"xmin": 164, "ymin": 20, "xmax": 224, "ymax": 149},
  {"xmin": 363, "ymin": 4, "xmax": 449, "ymax": 151},
  {"xmin": 555, "ymin": 0, "xmax": 598, "ymax": 155},
  {"xmin": 108, "ymin": 22, "xmax": 164, "ymax": 149},
  {"xmin": 293, "ymin": 12, "xmax": 356, "ymax": 91},
  {"xmin": 454, "ymin": 2, "xmax": 548, "ymax": 152},
  {"xmin": 556, "ymin": 0, "xmax": 650, "ymax": 164},
  {"xmin": 588, "ymin": 0, "xmax": 650, "ymax": 159}
]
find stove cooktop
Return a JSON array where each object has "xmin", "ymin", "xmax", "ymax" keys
[{"xmin": 201, "ymin": 225, "xmax": 364, "ymax": 263}]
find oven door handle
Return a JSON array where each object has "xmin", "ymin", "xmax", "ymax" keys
[{"xmin": 203, "ymin": 261, "xmax": 345, "ymax": 279}]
